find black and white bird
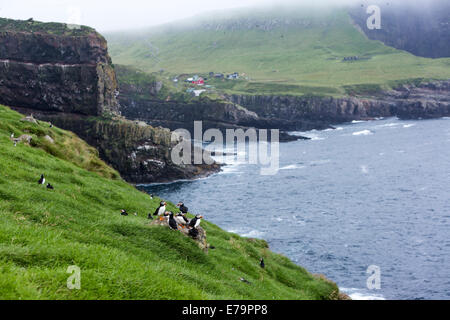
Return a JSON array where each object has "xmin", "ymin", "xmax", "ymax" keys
[
  {"xmin": 38, "ymin": 174, "xmax": 45, "ymax": 185},
  {"xmin": 121, "ymin": 209, "xmax": 129, "ymax": 216},
  {"xmin": 166, "ymin": 212, "xmax": 178, "ymax": 230},
  {"xmin": 46, "ymin": 183, "xmax": 54, "ymax": 190},
  {"xmin": 49, "ymin": 122, "xmax": 53, "ymax": 128},
  {"xmin": 177, "ymin": 202, "xmax": 189, "ymax": 214},
  {"xmin": 175, "ymin": 212, "xmax": 189, "ymax": 228},
  {"xmin": 153, "ymin": 201, "xmax": 167, "ymax": 219},
  {"xmin": 260, "ymin": 258, "xmax": 265, "ymax": 269},
  {"xmin": 239, "ymin": 277, "xmax": 252, "ymax": 285},
  {"xmin": 10, "ymin": 133, "xmax": 14, "ymax": 139},
  {"xmin": 188, "ymin": 214, "xmax": 203, "ymax": 229}
]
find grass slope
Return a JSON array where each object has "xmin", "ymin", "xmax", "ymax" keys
[
  {"xmin": 0, "ymin": 105, "xmax": 338, "ymax": 299},
  {"xmin": 106, "ymin": 6, "xmax": 450, "ymax": 96}
]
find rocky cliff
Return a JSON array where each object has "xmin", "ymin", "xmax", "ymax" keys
[
  {"xmin": 117, "ymin": 66, "xmax": 450, "ymax": 133},
  {"xmin": 227, "ymin": 80, "xmax": 450, "ymax": 130},
  {"xmin": 17, "ymin": 111, "xmax": 220, "ymax": 184},
  {"xmin": 0, "ymin": 18, "xmax": 219, "ymax": 183},
  {"xmin": 349, "ymin": 0, "xmax": 450, "ymax": 59},
  {"xmin": 0, "ymin": 18, "xmax": 119, "ymax": 115}
]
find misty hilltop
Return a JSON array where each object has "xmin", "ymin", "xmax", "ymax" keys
[{"xmin": 106, "ymin": 3, "xmax": 450, "ymax": 96}]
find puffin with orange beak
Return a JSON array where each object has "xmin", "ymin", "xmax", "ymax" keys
[
  {"xmin": 177, "ymin": 202, "xmax": 189, "ymax": 214},
  {"xmin": 153, "ymin": 201, "xmax": 167, "ymax": 220},
  {"xmin": 175, "ymin": 212, "xmax": 189, "ymax": 228},
  {"xmin": 165, "ymin": 212, "xmax": 178, "ymax": 230},
  {"xmin": 188, "ymin": 214, "xmax": 203, "ymax": 229}
]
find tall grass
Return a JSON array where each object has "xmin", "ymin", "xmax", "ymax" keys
[{"xmin": 0, "ymin": 105, "xmax": 338, "ymax": 300}]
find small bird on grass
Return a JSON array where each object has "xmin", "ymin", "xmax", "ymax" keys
[
  {"xmin": 120, "ymin": 210, "xmax": 129, "ymax": 216},
  {"xmin": 239, "ymin": 278, "xmax": 252, "ymax": 285},
  {"xmin": 260, "ymin": 258, "xmax": 265, "ymax": 269},
  {"xmin": 38, "ymin": 174, "xmax": 45, "ymax": 185},
  {"xmin": 46, "ymin": 183, "xmax": 54, "ymax": 190}
]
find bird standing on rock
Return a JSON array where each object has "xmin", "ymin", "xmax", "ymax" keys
[
  {"xmin": 177, "ymin": 202, "xmax": 189, "ymax": 214},
  {"xmin": 166, "ymin": 212, "xmax": 178, "ymax": 230},
  {"xmin": 188, "ymin": 214, "xmax": 203, "ymax": 229},
  {"xmin": 175, "ymin": 213, "xmax": 189, "ymax": 228},
  {"xmin": 153, "ymin": 201, "xmax": 166, "ymax": 220}
]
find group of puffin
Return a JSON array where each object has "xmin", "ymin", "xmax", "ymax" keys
[{"xmin": 151, "ymin": 201, "xmax": 203, "ymax": 234}]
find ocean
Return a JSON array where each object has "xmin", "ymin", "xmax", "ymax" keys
[{"xmin": 140, "ymin": 117, "xmax": 450, "ymax": 300}]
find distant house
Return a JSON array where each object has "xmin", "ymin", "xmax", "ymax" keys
[
  {"xmin": 227, "ymin": 72, "xmax": 239, "ymax": 80},
  {"xmin": 192, "ymin": 77, "xmax": 205, "ymax": 85}
]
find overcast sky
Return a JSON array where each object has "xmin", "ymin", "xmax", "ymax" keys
[
  {"xmin": 0, "ymin": 0, "xmax": 432, "ymax": 32},
  {"xmin": 0, "ymin": 0, "xmax": 279, "ymax": 31}
]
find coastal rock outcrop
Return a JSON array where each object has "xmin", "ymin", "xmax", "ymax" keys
[
  {"xmin": 226, "ymin": 80, "xmax": 450, "ymax": 130},
  {"xmin": 150, "ymin": 218, "xmax": 209, "ymax": 252}
]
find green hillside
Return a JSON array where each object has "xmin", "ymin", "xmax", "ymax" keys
[
  {"xmin": 106, "ymin": 6, "xmax": 450, "ymax": 96},
  {"xmin": 0, "ymin": 105, "xmax": 340, "ymax": 299}
]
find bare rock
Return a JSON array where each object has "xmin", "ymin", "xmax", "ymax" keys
[
  {"xmin": 20, "ymin": 116, "xmax": 38, "ymax": 124},
  {"xmin": 149, "ymin": 218, "xmax": 208, "ymax": 252},
  {"xmin": 44, "ymin": 135, "xmax": 55, "ymax": 144}
]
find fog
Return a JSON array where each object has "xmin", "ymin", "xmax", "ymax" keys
[{"xmin": 0, "ymin": 0, "xmax": 443, "ymax": 32}]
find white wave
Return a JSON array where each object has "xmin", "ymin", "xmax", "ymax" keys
[
  {"xmin": 218, "ymin": 165, "xmax": 242, "ymax": 175},
  {"xmin": 241, "ymin": 230, "xmax": 265, "ymax": 238},
  {"xmin": 341, "ymin": 288, "xmax": 385, "ymax": 300},
  {"xmin": 360, "ymin": 165, "xmax": 369, "ymax": 174},
  {"xmin": 336, "ymin": 127, "xmax": 344, "ymax": 131},
  {"xmin": 309, "ymin": 159, "xmax": 331, "ymax": 166},
  {"xmin": 227, "ymin": 229, "xmax": 265, "ymax": 238},
  {"xmin": 403, "ymin": 124, "xmax": 415, "ymax": 128},
  {"xmin": 380, "ymin": 123, "xmax": 403, "ymax": 127},
  {"xmin": 352, "ymin": 120, "xmax": 366, "ymax": 124},
  {"xmin": 353, "ymin": 130, "xmax": 373, "ymax": 136},
  {"xmin": 280, "ymin": 164, "xmax": 305, "ymax": 170}
]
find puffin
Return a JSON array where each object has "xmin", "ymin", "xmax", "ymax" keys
[
  {"xmin": 10, "ymin": 133, "xmax": 14, "ymax": 139},
  {"xmin": 260, "ymin": 258, "xmax": 265, "ymax": 269},
  {"xmin": 188, "ymin": 214, "xmax": 203, "ymax": 229},
  {"xmin": 153, "ymin": 201, "xmax": 166, "ymax": 220},
  {"xmin": 120, "ymin": 210, "xmax": 129, "ymax": 216},
  {"xmin": 177, "ymin": 202, "xmax": 189, "ymax": 214},
  {"xmin": 38, "ymin": 174, "xmax": 45, "ymax": 185},
  {"xmin": 46, "ymin": 183, "xmax": 54, "ymax": 190},
  {"xmin": 166, "ymin": 212, "xmax": 178, "ymax": 230},
  {"xmin": 175, "ymin": 213, "xmax": 189, "ymax": 228}
]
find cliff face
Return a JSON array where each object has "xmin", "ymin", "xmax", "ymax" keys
[
  {"xmin": 349, "ymin": 0, "xmax": 450, "ymax": 58},
  {"xmin": 119, "ymin": 73, "xmax": 450, "ymax": 134},
  {"xmin": 227, "ymin": 80, "xmax": 450, "ymax": 129},
  {"xmin": 0, "ymin": 18, "xmax": 119, "ymax": 115},
  {"xmin": 24, "ymin": 112, "xmax": 220, "ymax": 184},
  {"xmin": 0, "ymin": 18, "xmax": 219, "ymax": 183}
]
